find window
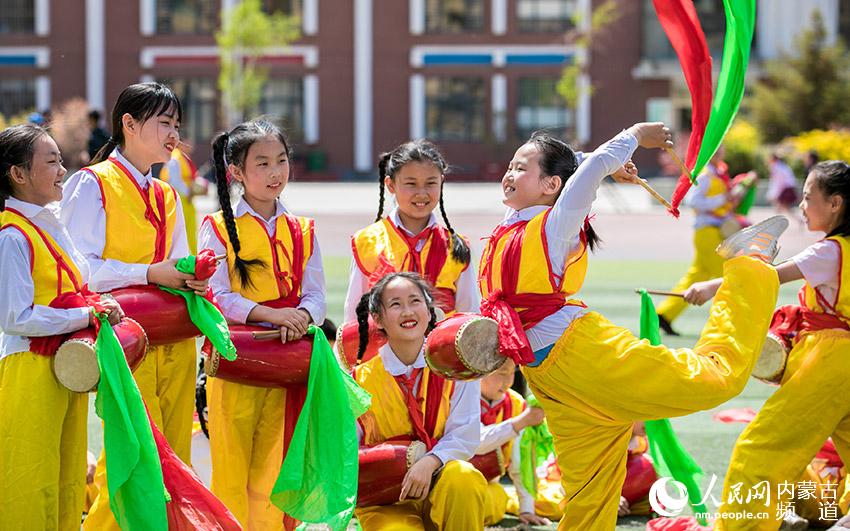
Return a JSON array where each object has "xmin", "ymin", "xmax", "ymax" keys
[
  {"xmin": 159, "ymin": 78, "xmax": 217, "ymax": 145},
  {"xmin": 425, "ymin": 77, "xmax": 486, "ymax": 142},
  {"xmin": 264, "ymin": 0, "xmax": 302, "ymax": 17},
  {"xmin": 425, "ymin": 0, "xmax": 485, "ymax": 33},
  {"xmin": 0, "ymin": 0, "xmax": 34, "ymax": 33},
  {"xmin": 517, "ymin": 0, "xmax": 576, "ymax": 33},
  {"xmin": 0, "ymin": 79, "xmax": 36, "ymax": 119},
  {"xmin": 516, "ymin": 78, "xmax": 571, "ymax": 140},
  {"xmin": 156, "ymin": 0, "xmax": 217, "ymax": 34},
  {"xmin": 257, "ymin": 77, "xmax": 304, "ymax": 141},
  {"xmin": 642, "ymin": 0, "xmax": 730, "ymax": 60}
]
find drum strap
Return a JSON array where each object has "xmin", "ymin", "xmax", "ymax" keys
[{"xmin": 393, "ymin": 368, "xmax": 436, "ymax": 451}]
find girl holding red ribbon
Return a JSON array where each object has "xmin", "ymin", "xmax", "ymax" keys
[
  {"xmin": 343, "ymin": 140, "xmax": 477, "ymax": 323},
  {"xmin": 0, "ymin": 124, "xmax": 122, "ymax": 528},
  {"xmin": 197, "ymin": 118, "xmax": 326, "ymax": 529},
  {"xmin": 478, "ymin": 124, "xmax": 786, "ymax": 529},
  {"xmin": 352, "ymin": 272, "xmax": 491, "ymax": 529},
  {"xmin": 685, "ymin": 161, "xmax": 850, "ymax": 528},
  {"xmin": 60, "ymin": 82, "xmax": 208, "ymax": 531}
]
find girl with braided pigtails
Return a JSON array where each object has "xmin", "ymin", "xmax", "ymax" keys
[
  {"xmin": 197, "ymin": 119, "xmax": 326, "ymax": 530},
  {"xmin": 343, "ymin": 140, "xmax": 478, "ymax": 323}
]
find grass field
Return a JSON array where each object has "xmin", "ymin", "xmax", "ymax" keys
[{"xmin": 87, "ymin": 255, "xmax": 799, "ymax": 530}]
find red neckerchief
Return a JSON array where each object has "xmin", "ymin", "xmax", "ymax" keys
[
  {"xmin": 480, "ymin": 394, "xmax": 514, "ymax": 426},
  {"xmin": 393, "ymin": 367, "xmax": 436, "ymax": 451}
]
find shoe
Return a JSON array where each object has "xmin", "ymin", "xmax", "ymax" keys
[
  {"xmin": 716, "ymin": 215, "xmax": 789, "ymax": 263},
  {"xmin": 657, "ymin": 314, "xmax": 680, "ymax": 336}
]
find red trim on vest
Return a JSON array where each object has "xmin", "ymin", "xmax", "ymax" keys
[
  {"xmin": 108, "ymin": 157, "xmax": 168, "ymax": 262},
  {"xmin": 83, "ymin": 168, "xmax": 108, "ymax": 210},
  {"xmin": 249, "ymin": 214, "xmax": 307, "ymax": 299},
  {"xmin": 0, "ymin": 224, "xmax": 35, "ymax": 274},
  {"xmin": 204, "ymin": 215, "xmax": 228, "ymax": 248}
]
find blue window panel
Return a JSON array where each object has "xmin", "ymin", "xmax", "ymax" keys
[
  {"xmin": 505, "ymin": 54, "xmax": 571, "ymax": 65},
  {"xmin": 0, "ymin": 55, "xmax": 37, "ymax": 66},
  {"xmin": 422, "ymin": 54, "xmax": 492, "ymax": 66}
]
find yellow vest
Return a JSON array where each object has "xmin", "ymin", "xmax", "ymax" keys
[
  {"xmin": 479, "ymin": 209, "xmax": 588, "ymax": 310},
  {"xmin": 354, "ymin": 354, "xmax": 454, "ymax": 446},
  {"xmin": 208, "ymin": 211, "xmax": 314, "ymax": 304},
  {"xmin": 85, "ymin": 157, "xmax": 179, "ymax": 265},
  {"xmin": 160, "ymin": 149, "xmax": 197, "ymax": 252},
  {"xmin": 480, "ymin": 389, "xmax": 526, "ymax": 468},
  {"xmin": 802, "ymin": 235, "xmax": 850, "ymax": 323},
  {"xmin": 0, "ymin": 208, "xmax": 82, "ymax": 306},
  {"xmin": 702, "ymin": 170, "xmax": 734, "ymax": 219},
  {"xmin": 351, "ymin": 218, "xmax": 468, "ymax": 309}
]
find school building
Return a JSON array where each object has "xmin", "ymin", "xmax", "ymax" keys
[{"xmin": 1, "ymin": 0, "xmax": 848, "ymax": 179}]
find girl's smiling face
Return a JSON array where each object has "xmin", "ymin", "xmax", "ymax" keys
[
  {"xmin": 229, "ymin": 135, "xmax": 290, "ymax": 205},
  {"xmin": 386, "ymin": 161, "xmax": 443, "ymax": 227},
  {"xmin": 10, "ymin": 134, "xmax": 67, "ymax": 206},
  {"xmin": 800, "ymin": 173, "xmax": 843, "ymax": 233},
  {"xmin": 373, "ymin": 276, "xmax": 432, "ymax": 344},
  {"xmin": 124, "ymin": 109, "xmax": 180, "ymax": 166},
  {"xmin": 502, "ymin": 143, "xmax": 560, "ymax": 210}
]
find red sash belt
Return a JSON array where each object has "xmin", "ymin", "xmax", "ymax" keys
[{"xmin": 770, "ymin": 304, "xmax": 850, "ymax": 343}]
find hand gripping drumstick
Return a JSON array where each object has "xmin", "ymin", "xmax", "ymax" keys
[
  {"xmin": 635, "ymin": 289, "xmax": 684, "ymax": 298},
  {"xmin": 252, "ymin": 329, "xmax": 283, "ymax": 340}
]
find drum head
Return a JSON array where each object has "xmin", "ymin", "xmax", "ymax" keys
[
  {"xmin": 457, "ymin": 317, "xmax": 503, "ymax": 374},
  {"xmin": 406, "ymin": 440, "xmax": 427, "ymax": 468},
  {"xmin": 54, "ymin": 340, "xmax": 100, "ymax": 392},
  {"xmin": 752, "ymin": 334, "xmax": 787, "ymax": 383}
]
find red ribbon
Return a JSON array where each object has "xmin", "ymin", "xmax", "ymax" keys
[
  {"xmin": 480, "ymin": 395, "xmax": 514, "ymax": 426},
  {"xmin": 28, "ymin": 286, "xmax": 105, "ymax": 356},
  {"xmin": 393, "ymin": 368, "xmax": 436, "ymax": 451},
  {"xmin": 193, "ymin": 248, "xmax": 218, "ymax": 281}
]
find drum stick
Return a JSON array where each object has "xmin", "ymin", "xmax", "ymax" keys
[
  {"xmin": 214, "ymin": 253, "xmax": 227, "ymax": 262},
  {"xmin": 252, "ymin": 330, "xmax": 281, "ymax": 340},
  {"xmin": 635, "ymin": 289, "xmax": 685, "ymax": 298},
  {"xmin": 636, "ymin": 179, "xmax": 673, "ymax": 210},
  {"xmin": 664, "ymin": 147, "xmax": 691, "ymax": 178}
]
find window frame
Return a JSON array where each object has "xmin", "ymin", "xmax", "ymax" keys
[
  {"xmin": 424, "ymin": 75, "xmax": 487, "ymax": 143},
  {"xmin": 515, "ymin": 0, "xmax": 577, "ymax": 34}
]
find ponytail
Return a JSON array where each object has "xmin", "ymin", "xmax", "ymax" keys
[
  {"xmin": 375, "ymin": 152, "xmax": 390, "ymax": 222},
  {"xmin": 355, "ymin": 293, "xmax": 371, "ymax": 361},
  {"xmin": 91, "ymin": 137, "xmax": 118, "ymax": 165},
  {"xmin": 211, "ymin": 130, "xmax": 264, "ymax": 287},
  {"xmin": 437, "ymin": 180, "xmax": 471, "ymax": 265}
]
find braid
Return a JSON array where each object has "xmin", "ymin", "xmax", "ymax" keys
[
  {"xmin": 212, "ymin": 131, "xmax": 263, "ymax": 287},
  {"xmin": 355, "ymin": 293, "xmax": 372, "ymax": 361},
  {"xmin": 375, "ymin": 152, "xmax": 391, "ymax": 222},
  {"xmin": 90, "ymin": 137, "xmax": 118, "ymax": 165},
  {"xmin": 437, "ymin": 181, "xmax": 470, "ymax": 265}
]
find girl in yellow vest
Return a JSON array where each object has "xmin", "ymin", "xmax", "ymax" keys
[
  {"xmin": 655, "ymin": 146, "xmax": 741, "ymax": 335},
  {"xmin": 197, "ymin": 119, "xmax": 326, "ymax": 529},
  {"xmin": 352, "ymin": 272, "xmax": 489, "ymax": 530},
  {"xmin": 344, "ymin": 140, "xmax": 477, "ymax": 322},
  {"xmin": 60, "ymin": 82, "xmax": 206, "ymax": 530},
  {"xmin": 683, "ymin": 161, "xmax": 850, "ymax": 530},
  {"xmin": 0, "ymin": 124, "xmax": 122, "ymax": 529},
  {"xmin": 475, "ymin": 358, "xmax": 552, "ymax": 526},
  {"xmin": 478, "ymin": 124, "xmax": 787, "ymax": 529}
]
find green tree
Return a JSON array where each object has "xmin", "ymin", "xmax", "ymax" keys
[
  {"xmin": 216, "ymin": 0, "xmax": 300, "ymax": 124},
  {"xmin": 749, "ymin": 10, "xmax": 850, "ymax": 143}
]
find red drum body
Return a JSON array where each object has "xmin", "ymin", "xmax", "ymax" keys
[
  {"xmin": 111, "ymin": 286, "xmax": 200, "ymax": 345},
  {"xmin": 469, "ymin": 450, "xmax": 504, "ymax": 482},
  {"xmin": 53, "ymin": 318, "xmax": 149, "ymax": 392},
  {"xmin": 425, "ymin": 313, "xmax": 504, "ymax": 380},
  {"xmin": 357, "ymin": 441, "xmax": 426, "ymax": 507},
  {"xmin": 337, "ymin": 319, "xmax": 385, "ymax": 366},
  {"xmin": 621, "ymin": 453, "xmax": 658, "ymax": 504}
]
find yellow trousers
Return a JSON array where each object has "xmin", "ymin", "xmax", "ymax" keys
[
  {"xmin": 523, "ymin": 256, "xmax": 778, "ymax": 530},
  {"xmin": 484, "ymin": 481, "xmax": 509, "ymax": 525},
  {"xmin": 657, "ymin": 225, "xmax": 725, "ymax": 323},
  {"xmin": 0, "ymin": 352, "xmax": 88, "ymax": 531},
  {"xmin": 716, "ymin": 329, "xmax": 850, "ymax": 530},
  {"xmin": 207, "ymin": 376, "xmax": 286, "ymax": 530},
  {"xmin": 504, "ymin": 479, "xmax": 566, "ymax": 520},
  {"xmin": 84, "ymin": 339, "xmax": 197, "ymax": 530},
  {"xmin": 355, "ymin": 460, "xmax": 489, "ymax": 530}
]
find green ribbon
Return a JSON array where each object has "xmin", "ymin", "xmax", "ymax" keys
[
  {"xmin": 639, "ymin": 290, "xmax": 708, "ymax": 524},
  {"xmin": 94, "ymin": 314, "xmax": 168, "ymax": 530},
  {"xmin": 159, "ymin": 255, "xmax": 236, "ymax": 361},
  {"xmin": 518, "ymin": 393, "xmax": 555, "ymax": 497},
  {"xmin": 271, "ymin": 325, "xmax": 372, "ymax": 530}
]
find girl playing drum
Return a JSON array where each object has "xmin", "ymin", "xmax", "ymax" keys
[{"xmin": 198, "ymin": 119, "xmax": 326, "ymax": 529}]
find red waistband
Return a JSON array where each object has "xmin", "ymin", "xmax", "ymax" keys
[{"xmin": 770, "ymin": 304, "xmax": 850, "ymax": 344}]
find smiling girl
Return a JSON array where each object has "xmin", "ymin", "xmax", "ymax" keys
[
  {"xmin": 683, "ymin": 161, "xmax": 850, "ymax": 529},
  {"xmin": 343, "ymin": 140, "xmax": 476, "ymax": 323},
  {"xmin": 60, "ymin": 82, "xmax": 205, "ymax": 531},
  {"xmin": 352, "ymin": 272, "xmax": 490, "ymax": 530},
  {"xmin": 0, "ymin": 124, "xmax": 121, "ymax": 528},
  {"xmin": 198, "ymin": 119, "xmax": 326, "ymax": 529}
]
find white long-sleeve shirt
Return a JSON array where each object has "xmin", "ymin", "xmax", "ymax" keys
[
  {"xmin": 356, "ymin": 343, "xmax": 481, "ymax": 466},
  {"xmin": 60, "ymin": 148, "xmax": 191, "ymax": 292},
  {"xmin": 477, "ymin": 399, "xmax": 536, "ymax": 515},
  {"xmin": 343, "ymin": 208, "xmax": 480, "ymax": 322},
  {"xmin": 0, "ymin": 197, "xmax": 92, "ymax": 360},
  {"xmin": 495, "ymin": 131, "xmax": 638, "ymax": 352},
  {"xmin": 684, "ymin": 164, "xmax": 730, "ymax": 229},
  {"xmin": 197, "ymin": 197, "xmax": 327, "ymax": 325}
]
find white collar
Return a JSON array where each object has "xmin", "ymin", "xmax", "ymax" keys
[
  {"xmin": 483, "ymin": 393, "xmax": 508, "ymax": 407},
  {"xmin": 234, "ymin": 196, "xmax": 288, "ymax": 222},
  {"xmin": 4, "ymin": 196, "xmax": 50, "ymax": 219},
  {"xmin": 379, "ymin": 342, "xmax": 427, "ymax": 376},
  {"xmin": 110, "ymin": 148, "xmax": 152, "ymax": 188},
  {"xmin": 388, "ymin": 207, "xmax": 439, "ymax": 236},
  {"xmin": 502, "ymin": 205, "xmax": 549, "ymax": 225}
]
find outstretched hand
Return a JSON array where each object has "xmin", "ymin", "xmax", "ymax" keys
[{"xmin": 628, "ymin": 122, "xmax": 674, "ymax": 150}]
